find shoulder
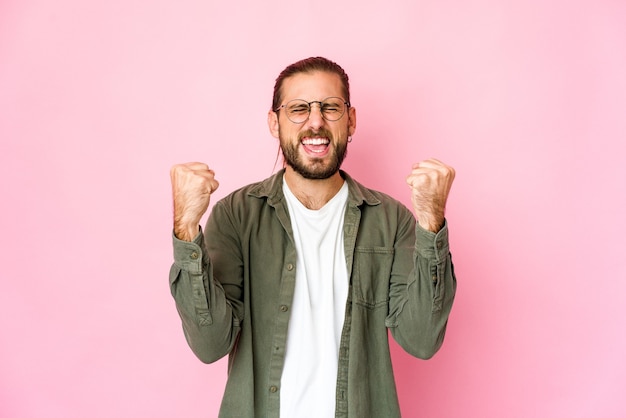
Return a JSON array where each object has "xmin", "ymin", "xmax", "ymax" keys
[
  {"xmin": 211, "ymin": 171, "xmax": 285, "ymax": 220},
  {"xmin": 343, "ymin": 171, "xmax": 408, "ymax": 209}
]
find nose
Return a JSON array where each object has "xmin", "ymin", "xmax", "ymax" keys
[{"xmin": 306, "ymin": 102, "xmax": 324, "ymax": 130}]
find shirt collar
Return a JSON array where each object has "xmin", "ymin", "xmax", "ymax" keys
[{"xmin": 247, "ymin": 168, "xmax": 381, "ymax": 208}]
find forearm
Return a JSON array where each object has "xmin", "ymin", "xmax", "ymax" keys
[
  {"xmin": 387, "ymin": 221, "xmax": 457, "ymax": 359},
  {"xmin": 169, "ymin": 231, "xmax": 241, "ymax": 363}
]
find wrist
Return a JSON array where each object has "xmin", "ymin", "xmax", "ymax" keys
[
  {"xmin": 174, "ymin": 222, "xmax": 200, "ymax": 241},
  {"xmin": 417, "ymin": 213, "xmax": 444, "ymax": 233}
]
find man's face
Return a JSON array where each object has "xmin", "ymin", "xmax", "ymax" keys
[{"xmin": 268, "ymin": 71, "xmax": 356, "ymax": 180}]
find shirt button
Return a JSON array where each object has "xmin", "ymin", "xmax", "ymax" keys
[
  {"xmin": 432, "ymin": 275, "xmax": 438, "ymax": 283},
  {"xmin": 190, "ymin": 252, "xmax": 199, "ymax": 259},
  {"xmin": 286, "ymin": 263, "xmax": 294, "ymax": 271},
  {"xmin": 270, "ymin": 385, "xmax": 278, "ymax": 393},
  {"xmin": 280, "ymin": 305, "xmax": 289, "ymax": 312},
  {"xmin": 436, "ymin": 241, "xmax": 443, "ymax": 250}
]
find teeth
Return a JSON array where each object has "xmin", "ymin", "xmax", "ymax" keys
[{"xmin": 302, "ymin": 137, "xmax": 329, "ymax": 145}]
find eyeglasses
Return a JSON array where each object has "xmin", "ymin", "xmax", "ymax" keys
[{"xmin": 274, "ymin": 97, "xmax": 350, "ymax": 124}]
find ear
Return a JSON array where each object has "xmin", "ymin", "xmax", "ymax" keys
[
  {"xmin": 347, "ymin": 106, "xmax": 357, "ymax": 136},
  {"xmin": 268, "ymin": 110, "xmax": 280, "ymax": 139}
]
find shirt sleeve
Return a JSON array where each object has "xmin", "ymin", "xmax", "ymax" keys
[
  {"xmin": 386, "ymin": 217, "xmax": 457, "ymax": 359},
  {"xmin": 169, "ymin": 224, "xmax": 242, "ymax": 363}
]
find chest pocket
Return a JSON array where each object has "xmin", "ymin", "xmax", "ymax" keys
[{"xmin": 353, "ymin": 246, "xmax": 394, "ymax": 309}]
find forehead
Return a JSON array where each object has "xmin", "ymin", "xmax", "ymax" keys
[{"xmin": 280, "ymin": 71, "xmax": 344, "ymax": 102}]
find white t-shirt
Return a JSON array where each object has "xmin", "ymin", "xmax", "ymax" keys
[{"xmin": 280, "ymin": 179, "xmax": 350, "ymax": 418}]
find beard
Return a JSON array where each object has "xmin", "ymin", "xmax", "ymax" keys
[{"xmin": 279, "ymin": 128, "xmax": 348, "ymax": 180}]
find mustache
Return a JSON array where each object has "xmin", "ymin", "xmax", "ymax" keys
[{"xmin": 298, "ymin": 129, "xmax": 333, "ymax": 141}]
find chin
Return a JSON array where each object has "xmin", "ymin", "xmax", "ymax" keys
[
  {"xmin": 302, "ymin": 164, "xmax": 342, "ymax": 180},
  {"xmin": 283, "ymin": 146, "xmax": 347, "ymax": 180}
]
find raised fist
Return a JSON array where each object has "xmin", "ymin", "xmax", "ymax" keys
[
  {"xmin": 406, "ymin": 159, "xmax": 455, "ymax": 233},
  {"xmin": 170, "ymin": 162, "xmax": 219, "ymax": 241}
]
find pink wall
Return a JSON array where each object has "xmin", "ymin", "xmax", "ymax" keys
[{"xmin": 1, "ymin": 0, "xmax": 625, "ymax": 417}]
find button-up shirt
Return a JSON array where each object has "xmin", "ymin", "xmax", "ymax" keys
[{"xmin": 169, "ymin": 169, "xmax": 457, "ymax": 418}]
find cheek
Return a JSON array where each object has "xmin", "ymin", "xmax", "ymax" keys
[
  {"xmin": 278, "ymin": 125, "xmax": 300, "ymax": 145},
  {"xmin": 334, "ymin": 124, "xmax": 350, "ymax": 140}
]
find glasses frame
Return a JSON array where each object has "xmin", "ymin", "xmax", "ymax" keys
[{"xmin": 274, "ymin": 97, "xmax": 351, "ymax": 124}]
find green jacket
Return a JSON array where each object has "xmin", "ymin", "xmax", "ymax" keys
[{"xmin": 169, "ymin": 169, "xmax": 456, "ymax": 417}]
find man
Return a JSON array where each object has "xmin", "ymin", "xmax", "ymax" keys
[{"xmin": 169, "ymin": 57, "xmax": 456, "ymax": 418}]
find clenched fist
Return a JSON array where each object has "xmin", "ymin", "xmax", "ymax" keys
[
  {"xmin": 171, "ymin": 162, "xmax": 220, "ymax": 241},
  {"xmin": 406, "ymin": 159, "xmax": 455, "ymax": 233}
]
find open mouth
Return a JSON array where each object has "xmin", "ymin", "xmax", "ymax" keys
[{"xmin": 301, "ymin": 137, "xmax": 330, "ymax": 154}]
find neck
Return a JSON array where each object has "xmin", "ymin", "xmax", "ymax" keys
[{"xmin": 284, "ymin": 167, "xmax": 344, "ymax": 210}]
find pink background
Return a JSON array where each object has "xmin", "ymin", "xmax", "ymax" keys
[{"xmin": 1, "ymin": 0, "xmax": 625, "ymax": 417}]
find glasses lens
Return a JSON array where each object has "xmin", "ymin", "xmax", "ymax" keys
[
  {"xmin": 285, "ymin": 100, "xmax": 310, "ymax": 123},
  {"xmin": 320, "ymin": 97, "xmax": 346, "ymax": 121}
]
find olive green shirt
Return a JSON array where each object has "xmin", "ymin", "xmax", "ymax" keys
[{"xmin": 169, "ymin": 169, "xmax": 456, "ymax": 418}]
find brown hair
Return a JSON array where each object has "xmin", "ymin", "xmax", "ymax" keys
[{"xmin": 271, "ymin": 57, "xmax": 350, "ymax": 111}]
